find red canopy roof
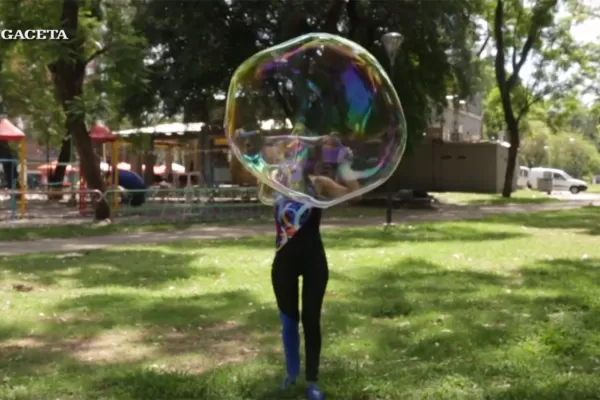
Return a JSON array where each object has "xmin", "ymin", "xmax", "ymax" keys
[
  {"xmin": 89, "ymin": 122, "xmax": 117, "ymax": 143},
  {"xmin": 0, "ymin": 118, "xmax": 25, "ymax": 141}
]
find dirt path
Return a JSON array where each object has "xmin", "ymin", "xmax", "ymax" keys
[{"xmin": 0, "ymin": 202, "xmax": 589, "ymax": 257}]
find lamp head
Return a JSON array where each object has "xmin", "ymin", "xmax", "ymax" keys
[{"xmin": 381, "ymin": 32, "xmax": 404, "ymax": 62}]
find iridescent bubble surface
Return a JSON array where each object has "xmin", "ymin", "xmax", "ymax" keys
[{"xmin": 224, "ymin": 33, "xmax": 407, "ymax": 208}]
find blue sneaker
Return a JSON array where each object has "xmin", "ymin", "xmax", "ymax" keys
[
  {"xmin": 306, "ymin": 383, "xmax": 325, "ymax": 400},
  {"xmin": 280, "ymin": 375, "xmax": 296, "ymax": 390}
]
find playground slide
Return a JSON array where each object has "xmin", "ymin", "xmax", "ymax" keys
[{"xmin": 116, "ymin": 169, "xmax": 147, "ymax": 207}]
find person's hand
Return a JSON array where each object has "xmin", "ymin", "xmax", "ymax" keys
[{"xmin": 309, "ymin": 175, "xmax": 339, "ymax": 197}]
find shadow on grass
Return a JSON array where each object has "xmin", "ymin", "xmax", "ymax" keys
[
  {"xmin": 326, "ymin": 224, "xmax": 526, "ymax": 248},
  {"xmin": 320, "ymin": 257, "xmax": 600, "ymax": 399},
  {"xmin": 463, "ymin": 197, "xmax": 556, "ymax": 206},
  {"xmin": 486, "ymin": 206, "xmax": 600, "ymax": 236},
  {"xmin": 3, "ymin": 255, "xmax": 600, "ymax": 399},
  {"xmin": 0, "ymin": 324, "xmax": 30, "ymax": 341},
  {"xmin": 0, "ymin": 289, "xmax": 278, "ymax": 380},
  {"xmin": 92, "ymin": 366, "xmax": 289, "ymax": 400},
  {"xmin": 0, "ymin": 222, "xmax": 198, "ymax": 242},
  {"xmin": 0, "ymin": 205, "xmax": 375, "ymax": 243},
  {"xmin": 0, "ymin": 248, "xmax": 214, "ymax": 288},
  {"xmin": 83, "ymin": 257, "xmax": 600, "ymax": 399},
  {"xmin": 159, "ymin": 223, "xmax": 528, "ymax": 252}
]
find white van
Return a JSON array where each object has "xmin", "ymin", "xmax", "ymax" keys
[
  {"xmin": 517, "ymin": 166, "xmax": 530, "ymax": 189},
  {"xmin": 528, "ymin": 167, "xmax": 588, "ymax": 194}
]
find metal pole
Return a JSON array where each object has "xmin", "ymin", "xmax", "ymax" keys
[
  {"xmin": 381, "ymin": 32, "xmax": 403, "ymax": 227},
  {"xmin": 385, "ymin": 63, "xmax": 396, "ymax": 226}
]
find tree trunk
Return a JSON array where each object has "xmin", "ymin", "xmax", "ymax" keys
[
  {"xmin": 71, "ymin": 118, "xmax": 110, "ymax": 219},
  {"xmin": 322, "ymin": 0, "xmax": 345, "ymax": 33},
  {"xmin": 48, "ymin": 136, "xmax": 72, "ymax": 186},
  {"xmin": 0, "ymin": 141, "xmax": 19, "ymax": 189},
  {"xmin": 494, "ymin": 0, "xmax": 519, "ymax": 199},
  {"xmin": 49, "ymin": 0, "xmax": 110, "ymax": 221},
  {"xmin": 502, "ymin": 126, "xmax": 520, "ymax": 197},
  {"xmin": 133, "ymin": 152, "xmax": 143, "ymax": 176},
  {"xmin": 143, "ymin": 151, "xmax": 156, "ymax": 185},
  {"xmin": 346, "ymin": 0, "xmax": 360, "ymax": 41}
]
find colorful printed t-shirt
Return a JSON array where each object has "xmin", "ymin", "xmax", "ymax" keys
[{"xmin": 274, "ymin": 194, "xmax": 313, "ymax": 251}]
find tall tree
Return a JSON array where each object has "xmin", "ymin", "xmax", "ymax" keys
[
  {"xmin": 1, "ymin": 0, "xmax": 147, "ymax": 217},
  {"xmin": 519, "ymin": 120, "xmax": 551, "ymax": 167},
  {"xmin": 20, "ymin": 0, "xmax": 146, "ymax": 219},
  {"xmin": 47, "ymin": 0, "xmax": 114, "ymax": 219},
  {"xmin": 137, "ymin": 0, "xmax": 485, "ymax": 189},
  {"xmin": 548, "ymin": 132, "xmax": 600, "ymax": 178},
  {"xmin": 492, "ymin": 0, "xmax": 588, "ymax": 197}
]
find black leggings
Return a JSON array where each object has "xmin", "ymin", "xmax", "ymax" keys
[{"xmin": 272, "ymin": 240, "xmax": 329, "ymax": 382}]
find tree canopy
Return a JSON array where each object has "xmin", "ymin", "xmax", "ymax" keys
[{"xmin": 0, "ymin": 0, "xmax": 599, "ymax": 212}]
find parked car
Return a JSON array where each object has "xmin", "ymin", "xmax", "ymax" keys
[
  {"xmin": 517, "ymin": 166, "xmax": 530, "ymax": 189},
  {"xmin": 528, "ymin": 167, "xmax": 588, "ymax": 194}
]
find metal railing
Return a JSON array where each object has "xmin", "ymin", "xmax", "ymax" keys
[
  {"xmin": 0, "ymin": 179, "xmax": 270, "ymax": 224},
  {"xmin": 0, "ymin": 188, "xmax": 103, "ymax": 221},
  {"xmin": 102, "ymin": 186, "xmax": 270, "ymax": 224}
]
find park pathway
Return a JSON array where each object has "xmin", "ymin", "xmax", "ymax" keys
[{"xmin": 0, "ymin": 202, "xmax": 592, "ymax": 256}]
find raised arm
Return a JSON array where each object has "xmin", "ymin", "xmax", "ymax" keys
[{"xmin": 311, "ymin": 142, "xmax": 361, "ymax": 202}]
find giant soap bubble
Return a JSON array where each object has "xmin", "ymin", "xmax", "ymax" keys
[{"xmin": 224, "ymin": 33, "xmax": 407, "ymax": 208}]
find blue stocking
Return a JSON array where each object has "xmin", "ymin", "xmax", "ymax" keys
[{"xmin": 279, "ymin": 311, "xmax": 300, "ymax": 388}]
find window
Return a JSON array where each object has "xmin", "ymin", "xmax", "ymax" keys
[{"xmin": 553, "ymin": 173, "xmax": 566, "ymax": 181}]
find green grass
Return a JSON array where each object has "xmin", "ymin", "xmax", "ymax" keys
[
  {"xmin": 587, "ymin": 184, "xmax": 600, "ymax": 194},
  {"xmin": 1, "ymin": 206, "xmax": 599, "ymax": 399},
  {"xmin": 0, "ymin": 221, "xmax": 196, "ymax": 242},
  {"xmin": 433, "ymin": 189, "xmax": 558, "ymax": 206},
  {"xmin": 0, "ymin": 206, "xmax": 383, "ymax": 242},
  {"xmin": 0, "ymin": 192, "xmax": 556, "ymax": 242}
]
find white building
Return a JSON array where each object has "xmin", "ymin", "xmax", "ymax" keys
[{"xmin": 427, "ymin": 94, "xmax": 484, "ymax": 142}]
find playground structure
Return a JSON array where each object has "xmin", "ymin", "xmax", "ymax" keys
[
  {"xmin": 0, "ymin": 122, "xmax": 123, "ymax": 221},
  {"xmin": 0, "ymin": 120, "xmax": 267, "ymax": 225},
  {"xmin": 106, "ymin": 121, "xmax": 265, "ymax": 223},
  {"xmin": 0, "ymin": 118, "xmax": 26, "ymax": 219},
  {"xmin": 116, "ymin": 122, "xmax": 232, "ymax": 187},
  {"xmin": 80, "ymin": 122, "xmax": 120, "ymax": 215}
]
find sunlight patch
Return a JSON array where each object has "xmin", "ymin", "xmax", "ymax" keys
[
  {"xmin": 0, "ymin": 337, "xmax": 46, "ymax": 351},
  {"xmin": 71, "ymin": 330, "xmax": 152, "ymax": 364}
]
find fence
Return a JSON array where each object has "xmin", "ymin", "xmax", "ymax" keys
[
  {"xmin": 102, "ymin": 186, "xmax": 270, "ymax": 224},
  {"xmin": 0, "ymin": 188, "xmax": 104, "ymax": 222},
  {"xmin": 1, "ymin": 156, "xmax": 268, "ymax": 224}
]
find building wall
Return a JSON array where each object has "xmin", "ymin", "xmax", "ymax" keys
[
  {"xmin": 428, "ymin": 95, "xmax": 484, "ymax": 142},
  {"xmin": 428, "ymin": 109, "xmax": 484, "ymax": 142},
  {"xmin": 391, "ymin": 140, "xmax": 518, "ymax": 193}
]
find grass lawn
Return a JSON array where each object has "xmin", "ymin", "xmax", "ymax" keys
[
  {"xmin": 1, "ymin": 206, "xmax": 599, "ymax": 399},
  {"xmin": 433, "ymin": 189, "xmax": 557, "ymax": 206},
  {"xmin": 588, "ymin": 184, "xmax": 600, "ymax": 194},
  {"xmin": 0, "ymin": 206, "xmax": 383, "ymax": 242},
  {"xmin": 0, "ymin": 191, "xmax": 556, "ymax": 242},
  {"xmin": 0, "ymin": 221, "xmax": 196, "ymax": 242}
]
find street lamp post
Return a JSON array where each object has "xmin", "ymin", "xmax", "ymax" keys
[{"xmin": 381, "ymin": 32, "xmax": 404, "ymax": 227}]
